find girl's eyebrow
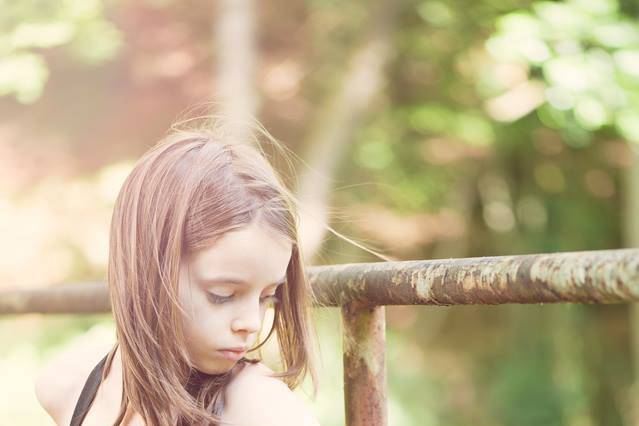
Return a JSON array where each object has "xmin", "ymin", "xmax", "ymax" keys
[{"xmin": 199, "ymin": 275, "xmax": 287, "ymax": 288}]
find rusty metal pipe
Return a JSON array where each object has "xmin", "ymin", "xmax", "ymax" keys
[
  {"xmin": 0, "ymin": 282, "xmax": 110, "ymax": 314},
  {"xmin": 342, "ymin": 302, "xmax": 387, "ymax": 426},
  {"xmin": 1, "ymin": 248, "xmax": 638, "ymax": 314},
  {"xmin": 309, "ymin": 248, "xmax": 639, "ymax": 307}
]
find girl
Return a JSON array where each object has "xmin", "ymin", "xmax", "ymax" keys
[{"xmin": 35, "ymin": 113, "xmax": 323, "ymax": 426}]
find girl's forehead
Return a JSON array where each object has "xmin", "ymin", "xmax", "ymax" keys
[{"xmin": 188, "ymin": 224, "xmax": 292, "ymax": 286}]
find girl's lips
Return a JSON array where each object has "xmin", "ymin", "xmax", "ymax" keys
[{"xmin": 217, "ymin": 349, "xmax": 246, "ymax": 361}]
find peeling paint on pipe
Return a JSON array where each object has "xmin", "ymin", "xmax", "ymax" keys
[
  {"xmin": 342, "ymin": 302, "xmax": 387, "ymax": 426},
  {"xmin": 307, "ymin": 248, "xmax": 639, "ymax": 307}
]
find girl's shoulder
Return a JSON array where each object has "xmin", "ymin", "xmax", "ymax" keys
[
  {"xmin": 223, "ymin": 361, "xmax": 320, "ymax": 426},
  {"xmin": 34, "ymin": 332, "xmax": 115, "ymax": 424},
  {"xmin": 226, "ymin": 360, "xmax": 282, "ymax": 392}
]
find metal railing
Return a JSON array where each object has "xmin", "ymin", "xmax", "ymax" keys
[{"xmin": 2, "ymin": 248, "xmax": 639, "ymax": 425}]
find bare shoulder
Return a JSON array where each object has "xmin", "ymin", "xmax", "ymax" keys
[
  {"xmin": 34, "ymin": 329, "xmax": 115, "ymax": 423},
  {"xmin": 223, "ymin": 362, "xmax": 321, "ymax": 426}
]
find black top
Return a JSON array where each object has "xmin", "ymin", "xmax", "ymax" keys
[
  {"xmin": 67, "ymin": 351, "xmax": 232, "ymax": 425},
  {"xmin": 69, "ymin": 353, "xmax": 109, "ymax": 426}
]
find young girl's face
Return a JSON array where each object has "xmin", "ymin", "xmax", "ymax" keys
[{"xmin": 178, "ymin": 221, "xmax": 292, "ymax": 374}]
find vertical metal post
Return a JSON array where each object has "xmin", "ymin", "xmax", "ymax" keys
[{"xmin": 342, "ymin": 302, "xmax": 387, "ymax": 426}]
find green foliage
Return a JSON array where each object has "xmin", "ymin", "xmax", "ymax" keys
[
  {"xmin": 340, "ymin": 0, "xmax": 636, "ymax": 422},
  {"xmin": 0, "ymin": 0, "xmax": 123, "ymax": 103},
  {"xmin": 485, "ymin": 0, "xmax": 639, "ymax": 143},
  {"xmin": 488, "ymin": 352, "xmax": 565, "ymax": 426},
  {"xmin": 407, "ymin": 104, "xmax": 496, "ymax": 146}
]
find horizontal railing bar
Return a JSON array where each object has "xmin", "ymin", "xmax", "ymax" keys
[
  {"xmin": 308, "ymin": 248, "xmax": 639, "ymax": 307},
  {"xmin": 1, "ymin": 248, "xmax": 638, "ymax": 314},
  {"xmin": 0, "ymin": 282, "xmax": 110, "ymax": 314}
]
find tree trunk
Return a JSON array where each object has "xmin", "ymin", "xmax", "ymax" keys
[
  {"xmin": 213, "ymin": 0, "xmax": 259, "ymax": 143},
  {"xmin": 296, "ymin": 0, "xmax": 400, "ymax": 261}
]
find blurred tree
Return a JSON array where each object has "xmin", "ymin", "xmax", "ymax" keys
[
  {"xmin": 329, "ymin": 0, "xmax": 638, "ymax": 424},
  {"xmin": 213, "ymin": 0, "xmax": 259, "ymax": 141},
  {"xmin": 297, "ymin": 0, "xmax": 400, "ymax": 261}
]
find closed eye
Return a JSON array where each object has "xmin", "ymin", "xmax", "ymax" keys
[
  {"xmin": 206, "ymin": 292, "xmax": 280, "ymax": 305},
  {"xmin": 206, "ymin": 293, "xmax": 233, "ymax": 304}
]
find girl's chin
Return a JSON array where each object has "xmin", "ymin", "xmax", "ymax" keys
[
  {"xmin": 191, "ymin": 358, "xmax": 229, "ymax": 375},
  {"xmin": 193, "ymin": 365, "xmax": 229, "ymax": 376}
]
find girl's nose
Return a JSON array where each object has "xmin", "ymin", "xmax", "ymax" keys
[{"xmin": 231, "ymin": 299, "xmax": 262, "ymax": 334}]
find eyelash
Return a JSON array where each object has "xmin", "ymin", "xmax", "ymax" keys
[{"xmin": 206, "ymin": 293, "xmax": 280, "ymax": 305}]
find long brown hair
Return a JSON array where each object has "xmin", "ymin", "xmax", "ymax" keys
[{"xmin": 103, "ymin": 114, "xmax": 323, "ymax": 425}]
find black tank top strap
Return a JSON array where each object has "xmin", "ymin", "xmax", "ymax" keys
[{"xmin": 69, "ymin": 353, "xmax": 109, "ymax": 426}]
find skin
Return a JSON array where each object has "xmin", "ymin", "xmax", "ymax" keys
[{"xmin": 178, "ymin": 219, "xmax": 292, "ymax": 374}]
